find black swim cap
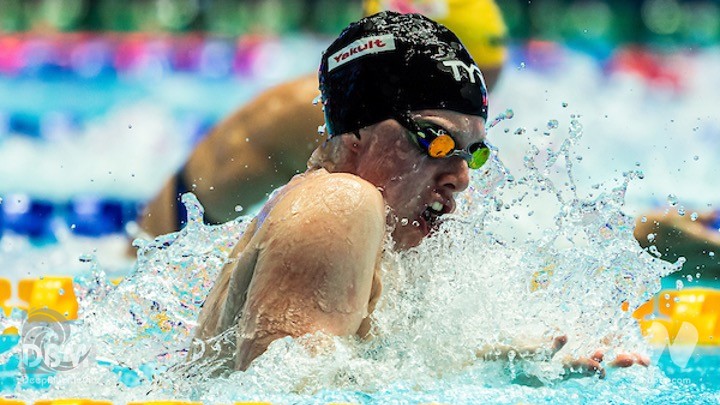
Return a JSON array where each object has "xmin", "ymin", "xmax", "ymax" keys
[{"xmin": 319, "ymin": 11, "xmax": 489, "ymax": 137}]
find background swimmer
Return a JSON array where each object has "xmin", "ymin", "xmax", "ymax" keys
[{"xmin": 635, "ymin": 209, "xmax": 720, "ymax": 278}]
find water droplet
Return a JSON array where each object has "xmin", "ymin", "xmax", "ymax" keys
[
  {"xmin": 547, "ymin": 119, "xmax": 559, "ymax": 129},
  {"xmin": 710, "ymin": 252, "xmax": 716, "ymax": 257},
  {"xmin": 70, "ymin": 224, "xmax": 76, "ymax": 229},
  {"xmin": 641, "ymin": 216, "xmax": 647, "ymax": 223},
  {"xmin": 691, "ymin": 212, "xmax": 699, "ymax": 221},
  {"xmin": 312, "ymin": 94, "xmax": 322, "ymax": 105},
  {"xmin": 505, "ymin": 109, "xmax": 514, "ymax": 119},
  {"xmin": 514, "ymin": 127, "xmax": 526, "ymax": 136},
  {"xmin": 678, "ymin": 206, "xmax": 686, "ymax": 216},
  {"xmin": 317, "ymin": 125, "xmax": 326, "ymax": 135},
  {"xmin": 518, "ymin": 62, "xmax": 526, "ymax": 69},
  {"xmin": 58, "ymin": 288, "xmax": 65, "ymax": 296},
  {"xmin": 234, "ymin": 205, "xmax": 243, "ymax": 212},
  {"xmin": 504, "ymin": 128, "xmax": 510, "ymax": 133},
  {"xmin": 412, "ymin": 220, "xmax": 420, "ymax": 227},
  {"xmin": 647, "ymin": 233, "xmax": 656, "ymax": 242},
  {"xmin": 667, "ymin": 194, "xmax": 679, "ymax": 206},
  {"xmin": 128, "ymin": 124, "xmax": 132, "ymax": 129},
  {"xmin": 562, "ymin": 102, "xmax": 568, "ymax": 108},
  {"xmin": 696, "ymin": 272, "xmax": 701, "ymax": 279},
  {"xmin": 400, "ymin": 218, "xmax": 409, "ymax": 226},
  {"xmin": 693, "ymin": 155, "xmax": 700, "ymax": 161}
]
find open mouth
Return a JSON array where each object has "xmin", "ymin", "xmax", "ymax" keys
[{"xmin": 420, "ymin": 201, "xmax": 447, "ymax": 232}]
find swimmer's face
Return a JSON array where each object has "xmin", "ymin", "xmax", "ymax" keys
[{"xmin": 354, "ymin": 109, "xmax": 486, "ymax": 249}]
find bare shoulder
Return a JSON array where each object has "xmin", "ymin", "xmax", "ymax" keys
[
  {"xmin": 263, "ymin": 171, "xmax": 386, "ymax": 240},
  {"xmin": 238, "ymin": 171, "xmax": 386, "ymax": 343}
]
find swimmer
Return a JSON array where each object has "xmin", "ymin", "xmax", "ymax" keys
[
  {"xmin": 634, "ymin": 209, "xmax": 720, "ymax": 278},
  {"xmin": 191, "ymin": 12, "xmax": 647, "ymax": 377},
  {"xmin": 135, "ymin": 0, "xmax": 508, "ymax": 238}
]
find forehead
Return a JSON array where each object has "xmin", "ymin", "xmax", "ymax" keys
[{"xmin": 411, "ymin": 109, "xmax": 487, "ymax": 146}]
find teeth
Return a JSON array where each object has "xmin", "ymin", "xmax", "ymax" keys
[{"xmin": 430, "ymin": 201, "xmax": 444, "ymax": 212}]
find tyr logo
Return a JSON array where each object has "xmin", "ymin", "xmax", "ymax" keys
[{"xmin": 442, "ymin": 60, "xmax": 486, "ymax": 87}]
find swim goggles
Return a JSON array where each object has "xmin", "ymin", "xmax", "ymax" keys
[{"xmin": 396, "ymin": 113, "xmax": 490, "ymax": 169}]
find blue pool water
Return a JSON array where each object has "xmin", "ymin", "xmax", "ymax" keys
[{"xmin": 0, "ymin": 342, "xmax": 718, "ymax": 403}]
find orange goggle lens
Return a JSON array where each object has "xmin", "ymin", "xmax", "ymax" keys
[{"xmin": 428, "ymin": 134, "xmax": 456, "ymax": 157}]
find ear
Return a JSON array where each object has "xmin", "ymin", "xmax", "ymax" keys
[{"xmin": 340, "ymin": 130, "xmax": 364, "ymax": 155}]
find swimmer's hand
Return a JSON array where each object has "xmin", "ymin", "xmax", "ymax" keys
[
  {"xmin": 561, "ymin": 350, "xmax": 650, "ymax": 380},
  {"xmin": 476, "ymin": 336, "xmax": 650, "ymax": 385}
]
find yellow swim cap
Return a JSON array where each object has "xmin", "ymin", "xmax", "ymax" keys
[{"xmin": 363, "ymin": 0, "xmax": 507, "ymax": 69}]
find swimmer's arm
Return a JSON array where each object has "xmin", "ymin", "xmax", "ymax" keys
[
  {"xmin": 234, "ymin": 176, "xmax": 386, "ymax": 370},
  {"xmin": 634, "ymin": 209, "xmax": 720, "ymax": 267}
]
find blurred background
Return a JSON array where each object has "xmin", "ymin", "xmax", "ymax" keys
[{"xmin": 0, "ymin": 0, "xmax": 718, "ymax": 280}]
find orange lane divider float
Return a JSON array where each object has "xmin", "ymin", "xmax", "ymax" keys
[
  {"xmin": 0, "ymin": 276, "xmax": 125, "ymax": 337},
  {"xmin": 0, "ymin": 277, "xmax": 80, "ymax": 335},
  {"xmin": 632, "ymin": 288, "xmax": 720, "ymax": 345},
  {"xmin": 19, "ymin": 277, "xmax": 79, "ymax": 322},
  {"xmin": 0, "ymin": 278, "xmax": 11, "ymax": 317},
  {"xmin": 1, "ymin": 278, "xmax": 17, "ymax": 335},
  {"xmin": 0, "ymin": 399, "xmax": 26, "ymax": 405}
]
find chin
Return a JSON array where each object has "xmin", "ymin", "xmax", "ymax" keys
[{"xmin": 391, "ymin": 226, "xmax": 427, "ymax": 251}]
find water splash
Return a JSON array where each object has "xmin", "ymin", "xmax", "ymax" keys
[
  {"xmin": 486, "ymin": 108, "xmax": 514, "ymax": 130},
  {"xmin": 1, "ymin": 116, "xmax": 709, "ymax": 403}
]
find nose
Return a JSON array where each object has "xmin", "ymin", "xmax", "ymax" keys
[{"xmin": 437, "ymin": 158, "xmax": 470, "ymax": 193}]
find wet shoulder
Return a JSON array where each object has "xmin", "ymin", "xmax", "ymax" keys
[{"xmin": 259, "ymin": 171, "xmax": 386, "ymax": 242}]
